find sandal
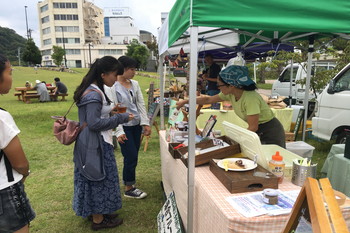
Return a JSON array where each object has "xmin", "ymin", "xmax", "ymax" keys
[{"xmin": 87, "ymin": 213, "xmax": 119, "ymax": 222}]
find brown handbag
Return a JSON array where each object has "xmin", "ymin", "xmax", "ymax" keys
[
  {"xmin": 51, "ymin": 102, "xmax": 86, "ymax": 145},
  {"xmin": 51, "ymin": 89, "xmax": 101, "ymax": 145}
]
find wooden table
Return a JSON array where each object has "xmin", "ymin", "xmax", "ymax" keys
[
  {"xmin": 159, "ymin": 131, "xmax": 350, "ymax": 232},
  {"xmin": 14, "ymin": 86, "xmax": 55, "ymax": 103}
]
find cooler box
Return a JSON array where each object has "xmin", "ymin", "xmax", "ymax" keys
[
  {"xmin": 286, "ymin": 141, "xmax": 315, "ymax": 158},
  {"xmin": 223, "ymin": 121, "xmax": 303, "ymax": 177}
]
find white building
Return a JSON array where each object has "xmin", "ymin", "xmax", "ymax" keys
[
  {"xmin": 37, "ymin": 0, "xmax": 128, "ymax": 68},
  {"xmin": 101, "ymin": 7, "xmax": 140, "ymax": 45}
]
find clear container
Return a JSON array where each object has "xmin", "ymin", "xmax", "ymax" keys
[{"xmin": 268, "ymin": 151, "xmax": 285, "ymax": 184}]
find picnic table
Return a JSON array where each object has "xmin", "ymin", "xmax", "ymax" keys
[{"xmin": 14, "ymin": 86, "xmax": 68, "ymax": 103}]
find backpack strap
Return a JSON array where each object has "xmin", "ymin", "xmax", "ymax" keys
[{"xmin": 0, "ymin": 150, "xmax": 14, "ymax": 182}]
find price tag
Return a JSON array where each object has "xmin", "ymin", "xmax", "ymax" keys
[{"xmin": 213, "ymin": 138, "xmax": 224, "ymax": 147}]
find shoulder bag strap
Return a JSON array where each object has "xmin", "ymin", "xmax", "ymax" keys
[
  {"xmin": 63, "ymin": 88, "xmax": 103, "ymax": 118},
  {"xmin": 0, "ymin": 150, "xmax": 14, "ymax": 182},
  {"xmin": 0, "ymin": 108, "xmax": 15, "ymax": 182}
]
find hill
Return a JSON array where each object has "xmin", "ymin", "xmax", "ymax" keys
[{"xmin": 0, "ymin": 26, "xmax": 27, "ymax": 64}]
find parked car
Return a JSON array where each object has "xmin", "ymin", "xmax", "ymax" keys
[
  {"xmin": 173, "ymin": 68, "xmax": 187, "ymax": 77},
  {"xmin": 312, "ymin": 63, "xmax": 350, "ymax": 143},
  {"xmin": 271, "ymin": 62, "xmax": 335, "ymax": 105}
]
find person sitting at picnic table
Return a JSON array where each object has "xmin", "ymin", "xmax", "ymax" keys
[
  {"xmin": 34, "ymin": 79, "xmax": 50, "ymax": 102},
  {"xmin": 53, "ymin": 77, "xmax": 67, "ymax": 95}
]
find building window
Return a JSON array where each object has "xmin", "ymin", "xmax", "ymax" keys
[
  {"xmin": 41, "ymin": 16, "xmax": 49, "ymax": 24},
  {"xmin": 99, "ymin": 49, "xmax": 122, "ymax": 55},
  {"xmin": 54, "ymin": 14, "xmax": 78, "ymax": 20},
  {"xmin": 65, "ymin": 49, "xmax": 81, "ymax": 55},
  {"xmin": 43, "ymin": 39, "xmax": 51, "ymax": 45},
  {"xmin": 42, "ymin": 27, "xmax": 51, "ymax": 34},
  {"xmin": 53, "ymin": 2, "xmax": 78, "ymax": 9},
  {"xmin": 41, "ymin": 49, "xmax": 51, "ymax": 56},
  {"xmin": 55, "ymin": 26, "xmax": 79, "ymax": 33},
  {"xmin": 56, "ymin": 38, "xmax": 80, "ymax": 44},
  {"xmin": 40, "ymin": 4, "xmax": 48, "ymax": 12}
]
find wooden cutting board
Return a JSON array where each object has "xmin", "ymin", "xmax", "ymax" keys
[{"xmin": 209, "ymin": 159, "xmax": 279, "ymax": 194}]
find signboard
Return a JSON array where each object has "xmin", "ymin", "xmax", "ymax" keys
[
  {"xmin": 148, "ymin": 102, "xmax": 160, "ymax": 126},
  {"xmin": 157, "ymin": 191, "xmax": 184, "ymax": 233},
  {"xmin": 104, "ymin": 7, "xmax": 130, "ymax": 17}
]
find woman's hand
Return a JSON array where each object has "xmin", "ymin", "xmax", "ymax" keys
[
  {"xmin": 128, "ymin": 113, "xmax": 134, "ymax": 121},
  {"xmin": 176, "ymin": 100, "xmax": 187, "ymax": 110},
  {"xmin": 117, "ymin": 134, "xmax": 128, "ymax": 144},
  {"xmin": 143, "ymin": 125, "xmax": 152, "ymax": 136}
]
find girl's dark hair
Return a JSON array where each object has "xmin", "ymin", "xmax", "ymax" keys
[
  {"xmin": 118, "ymin": 56, "xmax": 137, "ymax": 69},
  {"xmin": 218, "ymin": 75, "xmax": 257, "ymax": 91},
  {"xmin": 0, "ymin": 54, "xmax": 9, "ymax": 81},
  {"xmin": 74, "ymin": 56, "xmax": 124, "ymax": 103}
]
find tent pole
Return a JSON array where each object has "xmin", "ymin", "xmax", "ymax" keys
[
  {"xmin": 302, "ymin": 37, "xmax": 314, "ymax": 141},
  {"xmin": 289, "ymin": 58, "xmax": 293, "ymax": 107},
  {"xmin": 159, "ymin": 54, "xmax": 165, "ymax": 130},
  {"xmin": 187, "ymin": 26, "xmax": 198, "ymax": 233}
]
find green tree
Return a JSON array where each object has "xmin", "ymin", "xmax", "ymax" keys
[
  {"xmin": 145, "ymin": 39, "xmax": 159, "ymax": 70},
  {"xmin": 126, "ymin": 39, "xmax": 150, "ymax": 70},
  {"xmin": 51, "ymin": 45, "xmax": 65, "ymax": 67},
  {"xmin": 22, "ymin": 38, "xmax": 41, "ymax": 66},
  {"xmin": 0, "ymin": 26, "xmax": 27, "ymax": 65}
]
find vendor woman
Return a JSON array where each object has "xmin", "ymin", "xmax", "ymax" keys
[{"xmin": 176, "ymin": 65, "xmax": 286, "ymax": 148}]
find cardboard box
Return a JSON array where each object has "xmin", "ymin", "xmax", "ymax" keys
[
  {"xmin": 179, "ymin": 136, "xmax": 241, "ymax": 167},
  {"xmin": 222, "ymin": 121, "xmax": 303, "ymax": 177},
  {"xmin": 209, "ymin": 160, "xmax": 278, "ymax": 193}
]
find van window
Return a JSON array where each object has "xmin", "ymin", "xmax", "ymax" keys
[
  {"xmin": 279, "ymin": 67, "xmax": 298, "ymax": 82},
  {"xmin": 334, "ymin": 68, "xmax": 350, "ymax": 92}
]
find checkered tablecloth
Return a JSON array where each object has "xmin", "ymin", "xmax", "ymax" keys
[{"xmin": 160, "ymin": 131, "xmax": 350, "ymax": 233}]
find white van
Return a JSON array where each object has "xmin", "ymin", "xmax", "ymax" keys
[
  {"xmin": 271, "ymin": 62, "xmax": 335, "ymax": 105},
  {"xmin": 312, "ymin": 63, "xmax": 350, "ymax": 143}
]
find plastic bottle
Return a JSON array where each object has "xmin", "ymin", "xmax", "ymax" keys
[{"xmin": 268, "ymin": 151, "xmax": 285, "ymax": 184}]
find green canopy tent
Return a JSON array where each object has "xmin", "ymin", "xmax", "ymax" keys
[{"xmin": 158, "ymin": 1, "xmax": 350, "ymax": 232}]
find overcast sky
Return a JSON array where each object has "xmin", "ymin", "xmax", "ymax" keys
[{"xmin": 0, "ymin": 0, "xmax": 176, "ymax": 46}]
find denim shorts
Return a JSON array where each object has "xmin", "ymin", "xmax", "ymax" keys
[{"xmin": 0, "ymin": 182, "xmax": 36, "ymax": 233}]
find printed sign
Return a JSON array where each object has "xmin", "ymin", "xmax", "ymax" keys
[{"xmin": 157, "ymin": 191, "xmax": 184, "ymax": 233}]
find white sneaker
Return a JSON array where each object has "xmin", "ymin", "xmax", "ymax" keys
[{"xmin": 124, "ymin": 187, "xmax": 147, "ymax": 199}]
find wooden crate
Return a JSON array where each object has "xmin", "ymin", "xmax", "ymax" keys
[
  {"xmin": 168, "ymin": 143, "xmax": 182, "ymax": 159},
  {"xmin": 209, "ymin": 160, "xmax": 279, "ymax": 194},
  {"xmin": 179, "ymin": 136, "xmax": 241, "ymax": 167}
]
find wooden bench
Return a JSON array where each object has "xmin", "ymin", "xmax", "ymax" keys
[
  {"xmin": 50, "ymin": 93, "xmax": 68, "ymax": 101},
  {"xmin": 23, "ymin": 93, "xmax": 68, "ymax": 103},
  {"xmin": 23, "ymin": 94, "xmax": 40, "ymax": 103},
  {"xmin": 14, "ymin": 92, "xmax": 22, "ymax": 101}
]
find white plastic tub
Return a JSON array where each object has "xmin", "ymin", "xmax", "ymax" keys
[{"xmin": 286, "ymin": 141, "xmax": 315, "ymax": 158}]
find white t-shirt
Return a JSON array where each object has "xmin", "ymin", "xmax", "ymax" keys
[{"xmin": 0, "ymin": 109, "xmax": 23, "ymax": 190}]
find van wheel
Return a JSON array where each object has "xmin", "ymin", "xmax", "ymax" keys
[{"xmin": 336, "ymin": 131, "xmax": 347, "ymax": 144}]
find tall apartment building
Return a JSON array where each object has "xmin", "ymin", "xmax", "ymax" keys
[{"xmin": 37, "ymin": 0, "xmax": 128, "ymax": 68}]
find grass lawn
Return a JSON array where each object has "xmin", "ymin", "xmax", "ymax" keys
[{"xmin": 2, "ymin": 67, "xmax": 334, "ymax": 232}]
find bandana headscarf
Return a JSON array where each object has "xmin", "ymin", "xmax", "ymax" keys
[{"xmin": 219, "ymin": 65, "xmax": 255, "ymax": 87}]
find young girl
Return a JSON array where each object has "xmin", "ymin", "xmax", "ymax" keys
[
  {"xmin": 73, "ymin": 56, "xmax": 133, "ymax": 230},
  {"xmin": 0, "ymin": 54, "xmax": 36, "ymax": 232},
  {"xmin": 114, "ymin": 56, "xmax": 151, "ymax": 199}
]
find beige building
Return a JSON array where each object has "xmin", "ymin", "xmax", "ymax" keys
[{"xmin": 37, "ymin": 0, "xmax": 128, "ymax": 68}]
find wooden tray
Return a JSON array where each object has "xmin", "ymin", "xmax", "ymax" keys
[
  {"xmin": 168, "ymin": 143, "xmax": 182, "ymax": 159},
  {"xmin": 179, "ymin": 136, "xmax": 241, "ymax": 167},
  {"xmin": 209, "ymin": 159, "xmax": 278, "ymax": 193}
]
